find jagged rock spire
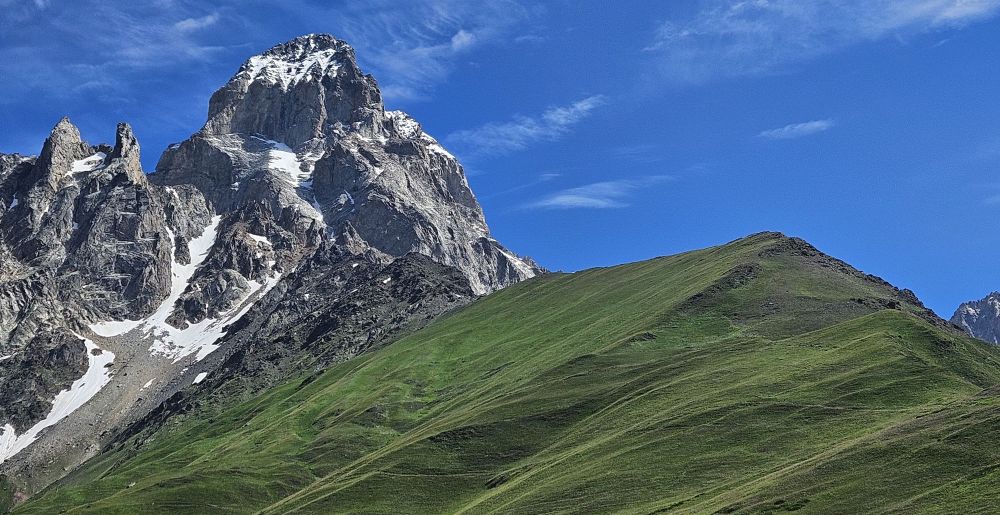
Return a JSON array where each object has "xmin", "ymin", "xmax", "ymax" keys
[
  {"xmin": 36, "ymin": 117, "xmax": 90, "ymax": 183},
  {"xmin": 109, "ymin": 122, "xmax": 145, "ymax": 183}
]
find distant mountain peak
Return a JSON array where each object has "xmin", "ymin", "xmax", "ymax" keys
[{"xmin": 951, "ymin": 292, "xmax": 1000, "ymax": 344}]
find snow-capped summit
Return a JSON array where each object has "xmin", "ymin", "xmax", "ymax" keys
[
  {"xmin": 952, "ymin": 292, "xmax": 1000, "ymax": 344},
  {"xmin": 162, "ymin": 33, "xmax": 540, "ymax": 295},
  {"xmin": 240, "ymin": 34, "xmax": 350, "ymax": 91},
  {"xmin": 202, "ymin": 34, "xmax": 381, "ymax": 148}
]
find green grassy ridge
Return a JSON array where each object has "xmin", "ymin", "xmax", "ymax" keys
[{"xmin": 17, "ymin": 232, "xmax": 1000, "ymax": 514}]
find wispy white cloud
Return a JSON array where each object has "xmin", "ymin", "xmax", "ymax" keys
[
  {"xmin": 174, "ymin": 13, "xmax": 220, "ymax": 32},
  {"xmin": 0, "ymin": 2, "xmax": 238, "ymax": 103},
  {"xmin": 758, "ymin": 119, "xmax": 835, "ymax": 140},
  {"xmin": 1, "ymin": 0, "xmax": 537, "ymax": 107},
  {"xmin": 327, "ymin": 0, "xmax": 534, "ymax": 102},
  {"xmin": 446, "ymin": 95, "xmax": 605, "ymax": 158},
  {"xmin": 526, "ymin": 176, "xmax": 671, "ymax": 210},
  {"xmin": 646, "ymin": 0, "xmax": 1000, "ymax": 83}
]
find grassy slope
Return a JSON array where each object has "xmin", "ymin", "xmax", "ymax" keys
[{"xmin": 17, "ymin": 233, "xmax": 1000, "ymax": 514}]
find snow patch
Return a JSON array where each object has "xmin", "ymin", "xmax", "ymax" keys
[
  {"xmin": 90, "ymin": 217, "xmax": 283, "ymax": 363},
  {"xmin": 0, "ymin": 336, "xmax": 114, "ymax": 464},
  {"xmin": 386, "ymin": 110, "xmax": 421, "ymax": 139},
  {"xmin": 247, "ymin": 233, "xmax": 270, "ymax": 245},
  {"xmin": 71, "ymin": 152, "xmax": 106, "ymax": 173},
  {"xmin": 7, "ymin": 196, "xmax": 17, "ymax": 211},
  {"xmin": 265, "ymin": 141, "xmax": 309, "ymax": 185},
  {"xmin": 253, "ymin": 138, "xmax": 326, "ymax": 224},
  {"xmin": 141, "ymin": 379, "xmax": 154, "ymax": 390},
  {"xmin": 243, "ymin": 47, "xmax": 341, "ymax": 91},
  {"xmin": 495, "ymin": 242, "xmax": 536, "ymax": 279},
  {"xmin": 90, "ymin": 216, "xmax": 222, "ymax": 339},
  {"xmin": 0, "ymin": 354, "xmax": 11, "ymax": 362},
  {"xmin": 192, "ymin": 372, "xmax": 208, "ymax": 384}
]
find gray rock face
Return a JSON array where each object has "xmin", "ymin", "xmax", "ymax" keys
[
  {"xmin": 0, "ymin": 33, "xmax": 540, "ymax": 498},
  {"xmin": 0, "ymin": 331, "xmax": 87, "ymax": 433},
  {"xmin": 0, "ymin": 118, "xmax": 213, "ymax": 449},
  {"xmin": 952, "ymin": 293, "xmax": 1000, "ymax": 344},
  {"xmin": 203, "ymin": 34, "xmax": 381, "ymax": 148},
  {"xmin": 156, "ymin": 33, "xmax": 540, "ymax": 295}
]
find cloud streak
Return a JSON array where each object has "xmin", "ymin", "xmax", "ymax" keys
[
  {"xmin": 758, "ymin": 119, "xmax": 835, "ymax": 140},
  {"xmin": 446, "ymin": 95, "xmax": 605, "ymax": 158},
  {"xmin": 0, "ymin": 1, "xmax": 240, "ymax": 105},
  {"xmin": 1, "ymin": 0, "xmax": 536, "ymax": 105},
  {"xmin": 174, "ymin": 13, "xmax": 220, "ymax": 32},
  {"xmin": 525, "ymin": 176, "xmax": 671, "ymax": 210},
  {"xmin": 327, "ymin": 0, "xmax": 533, "ymax": 101},
  {"xmin": 646, "ymin": 0, "xmax": 1000, "ymax": 83}
]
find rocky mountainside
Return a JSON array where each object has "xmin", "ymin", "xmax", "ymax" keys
[
  {"xmin": 952, "ymin": 292, "xmax": 1000, "ymax": 344},
  {"xmin": 0, "ymin": 33, "xmax": 539, "ymax": 499}
]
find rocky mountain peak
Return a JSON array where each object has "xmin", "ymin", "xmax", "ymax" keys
[
  {"xmin": 201, "ymin": 33, "xmax": 380, "ymax": 148},
  {"xmin": 36, "ymin": 117, "xmax": 90, "ymax": 181},
  {"xmin": 157, "ymin": 34, "xmax": 540, "ymax": 294},
  {"xmin": 952, "ymin": 292, "xmax": 1000, "ymax": 344}
]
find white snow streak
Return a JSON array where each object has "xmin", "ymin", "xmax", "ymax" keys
[
  {"xmin": 90, "ymin": 216, "xmax": 222, "ymax": 339},
  {"xmin": 89, "ymin": 217, "xmax": 282, "ymax": 363},
  {"xmin": 70, "ymin": 152, "xmax": 106, "ymax": 173},
  {"xmin": 247, "ymin": 233, "xmax": 270, "ymax": 245},
  {"xmin": 0, "ymin": 336, "xmax": 114, "ymax": 464},
  {"xmin": 192, "ymin": 372, "xmax": 208, "ymax": 384},
  {"xmin": 266, "ymin": 142, "xmax": 309, "ymax": 185},
  {"xmin": 244, "ymin": 47, "xmax": 341, "ymax": 91},
  {"xmin": 496, "ymin": 243, "xmax": 536, "ymax": 279}
]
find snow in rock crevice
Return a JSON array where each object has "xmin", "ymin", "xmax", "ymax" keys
[
  {"xmin": 90, "ymin": 219, "xmax": 282, "ymax": 363},
  {"xmin": 0, "ymin": 336, "xmax": 114, "ymax": 464},
  {"xmin": 242, "ymin": 47, "xmax": 342, "ymax": 91},
  {"xmin": 71, "ymin": 152, "xmax": 106, "ymax": 173},
  {"xmin": 247, "ymin": 233, "xmax": 270, "ymax": 245},
  {"xmin": 257, "ymin": 137, "xmax": 326, "ymax": 224}
]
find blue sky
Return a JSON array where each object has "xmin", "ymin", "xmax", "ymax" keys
[{"xmin": 2, "ymin": 0, "xmax": 1000, "ymax": 317}]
